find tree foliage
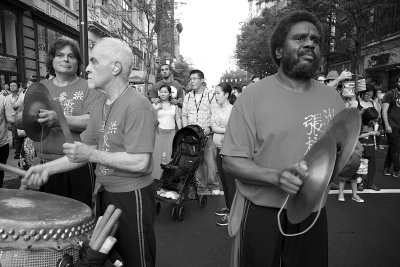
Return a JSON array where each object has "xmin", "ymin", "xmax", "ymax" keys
[
  {"xmin": 262, "ymin": 0, "xmax": 396, "ymax": 73},
  {"xmin": 235, "ymin": 8, "xmax": 280, "ymax": 77}
]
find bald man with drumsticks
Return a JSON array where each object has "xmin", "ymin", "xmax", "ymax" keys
[{"xmin": 22, "ymin": 38, "xmax": 157, "ymax": 267}]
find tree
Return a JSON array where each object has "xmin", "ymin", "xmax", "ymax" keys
[
  {"xmin": 172, "ymin": 56, "xmax": 193, "ymax": 89},
  {"xmin": 262, "ymin": 0, "xmax": 396, "ymax": 74},
  {"xmin": 235, "ymin": 8, "xmax": 280, "ymax": 77},
  {"xmin": 220, "ymin": 69, "xmax": 250, "ymax": 88},
  {"xmin": 110, "ymin": 0, "xmax": 178, "ymax": 97}
]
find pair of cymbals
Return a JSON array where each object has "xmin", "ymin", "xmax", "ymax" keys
[
  {"xmin": 287, "ymin": 108, "xmax": 361, "ymax": 224},
  {"xmin": 22, "ymin": 83, "xmax": 52, "ymax": 142}
]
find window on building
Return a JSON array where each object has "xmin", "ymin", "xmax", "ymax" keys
[{"xmin": 122, "ymin": 25, "xmax": 132, "ymax": 44}]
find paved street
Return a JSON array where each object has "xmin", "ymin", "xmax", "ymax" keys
[{"xmin": 3, "ymin": 148, "xmax": 400, "ymax": 267}]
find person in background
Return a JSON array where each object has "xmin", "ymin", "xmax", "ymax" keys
[
  {"xmin": 1, "ymin": 84, "xmax": 10, "ymax": 96},
  {"xmin": 337, "ymin": 142, "xmax": 365, "ymax": 202},
  {"xmin": 6, "ymin": 80, "xmax": 24, "ymax": 159},
  {"xmin": 212, "ymin": 83, "xmax": 236, "ymax": 226},
  {"xmin": 152, "ymin": 84, "xmax": 182, "ymax": 180},
  {"xmin": 382, "ymin": 75, "xmax": 400, "ymax": 177},
  {"xmin": 182, "ymin": 69, "xmax": 218, "ymax": 193},
  {"xmin": 150, "ymin": 64, "xmax": 184, "ymax": 108},
  {"xmin": 250, "ymin": 75, "xmax": 261, "ymax": 83},
  {"xmin": 0, "ymin": 93, "xmax": 15, "ymax": 187},
  {"xmin": 325, "ymin": 69, "xmax": 352, "ymax": 90},
  {"xmin": 317, "ymin": 75, "xmax": 326, "ymax": 83},
  {"xmin": 232, "ymin": 86, "xmax": 242, "ymax": 98},
  {"xmin": 358, "ymin": 107, "xmax": 380, "ymax": 191}
]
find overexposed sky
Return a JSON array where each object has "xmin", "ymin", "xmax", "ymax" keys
[{"xmin": 177, "ymin": 0, "xmax": 249, "ymax": 87}]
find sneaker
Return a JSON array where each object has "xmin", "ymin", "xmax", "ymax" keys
[
  {"xmin": 367, "ymin": 184, "xmax": 381, "ymax": 191},
  {"xmin": 338, "ymin": 194, "xmax": 345, "ymax": 202},
  {"xmin": 216, "ymin": 214, "xmax": 229, "ymax": 226},
  {"xmin": 211, "ymin": 189, "xmax": 221, "ymax": 195},
  {"xmin": 393, "ymin": 172, "xmax": 400, "ymax": 178},
  {"xmin": 351, "ymin": 195, "xmax": 364, "ymax": 203},
  {"xmin": 384, "ymin": 168, "xmax": 391, "ymax": 176},
  {"xmin": 215, "ymin": 207, "xmax": 229, "ymax": 216}
]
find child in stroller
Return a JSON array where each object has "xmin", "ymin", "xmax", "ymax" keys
[{"xmin": 156, "ymin": 125, "xmax": 208, "ymax": 221}]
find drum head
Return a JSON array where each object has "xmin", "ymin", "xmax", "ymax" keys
[
  {"xmin": 0, "ymin": 188, "xmax": 94, "ymax": 250},
  {"xmin": 286, "ymin": 135, "xmax": 336, "ymax": 224},
  {"xmin": 22, "ymin": 83, "xmax": 52, "ymax": 142},
  {"xmin": 324, "ymin": 108, "xmax": 361, "ymax": 181}
]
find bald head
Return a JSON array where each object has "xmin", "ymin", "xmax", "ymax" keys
[{"xmin": 93, "ymin": 38, "xmax": 134, "ymax": 79}]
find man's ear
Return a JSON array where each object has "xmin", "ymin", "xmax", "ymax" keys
[
  {"xmin": 112, "ymin": 61, "xmax": 122, "ymax": 75},
  {"xmin": 275, "ymin": 47, "xmax": 283, "ymax": 61}
]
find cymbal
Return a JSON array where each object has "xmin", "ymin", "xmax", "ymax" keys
[
  {"xmin": 22, "ymin": 83, "xmax": 52, "ymax": 142},
  {"xmin": 286, "ymin": 135, "xmax": 336, "ymax": 224},
  {"xmin": 324, "ymin": 108, "xmax": 361, "ymax": 181}
]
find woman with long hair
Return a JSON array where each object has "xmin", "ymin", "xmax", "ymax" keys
[
  {"xmin": 212, "ymin": 82, "xmax": 236, "ymax": 226},
  {"xmin": 152, "ymin": 84, "xmax": 182, "ymax": 180}
]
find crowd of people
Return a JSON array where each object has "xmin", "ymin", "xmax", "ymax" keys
[{"xmin": 0, "ymin": 8, "xmax": 398, "ymax": 267}]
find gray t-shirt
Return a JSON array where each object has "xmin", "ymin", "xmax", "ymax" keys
[
  {"xmin": 81, "ymin": 87, "xmax": 157, "ymax": 192},
  {"xmin": 0, "ymin": 95, "xmax": 15, "ymax": 147},
  {"xmin": 221, "ymin": 74, "xmax": 345, "ymax": 208}
]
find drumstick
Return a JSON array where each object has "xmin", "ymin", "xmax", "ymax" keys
[
  {"xmin": 0, "ymin": 163, "xmax": 27, "ymax": 177},
  {"xmin": 89, "ymin": 205, "xmax": 115, "ymax": 247},
  {"xmin": 92, "ymin": 209, "xmax": 122, "ymax": 250}
]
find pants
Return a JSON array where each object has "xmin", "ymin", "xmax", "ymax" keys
[
  {"xmin": 40, "ymin": 163, "xmax": 94, "ymax": 208},
  {"xmin": 216, "ymin": 148, "xmax": 236, "ymax": 209},
  {"xmin": 385, "ymin": 127, "xmax": 400, "ymax": 172},
  {"xmin": 0, "ymin": 143, "xmax": 9, "ymax": 187},
  {"xmin": 11, "ymin": 124, "xmax": 23, "ymax": 156},
  {"xmin": 97, "ymin": 183, "xmax": 156, "ymax": 267},
  {"xmin": 362, "ymin": 145, "xmax": 376, "ymax": 185},
  {"xmin": 239, "ymin": 201, "xmax": 328, "ymax": 267},
  {"xmin": 197, "ymin": 136, "xmax": 218, "ymax": 187},
  {"xmin": 384, "ymin": 145, "xmax": 392, "ymax": 170}
]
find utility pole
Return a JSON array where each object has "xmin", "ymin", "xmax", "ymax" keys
[{"xmin": 79, "ymin": 0, "xmax": 88, "ymax": 78}]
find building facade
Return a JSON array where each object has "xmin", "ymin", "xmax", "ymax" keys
[{"xmin": 0, "ymin": 0, "xmax": 157, "ymax": 91}]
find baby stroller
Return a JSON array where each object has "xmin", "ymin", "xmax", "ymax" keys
[{"xmin": 156, "ymin": 124, "xmax": 208, "ymax": 221}]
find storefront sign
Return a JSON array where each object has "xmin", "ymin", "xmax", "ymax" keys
[{"xmin": 369, "ymin": 53, "xmax": 390, "ymax": 66}]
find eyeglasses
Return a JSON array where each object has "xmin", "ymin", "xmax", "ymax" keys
[{"xmin": 190, "ymin": 77, "xmax": 201, "ymax": 82}]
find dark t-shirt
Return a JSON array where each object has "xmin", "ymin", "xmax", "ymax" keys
[
  {"xmin": 382, "ymin": 89, "xmax": 400, "ymax": 128},
  {"xmin": 221, "ymin": 74, "xmax": 345, "ymax": 208},
  {"xmin": 152, "ymin": 80, "xmax": 184, "ymax": 100},
  {"xmin": 81, "ymin": 87, "xmax": 157, "ymax": 192},
  {"xmin": 34, "ymin": 78, "xmax": 104, "ymax": 161}
]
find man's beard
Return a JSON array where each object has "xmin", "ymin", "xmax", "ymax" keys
[{"xmin": 281, "ymin": 51, "xmax": 319, "ymax": 80}]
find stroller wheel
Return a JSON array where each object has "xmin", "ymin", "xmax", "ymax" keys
[
  {"xmin": 178, "ymin": 206, "xmax": 185, "ymax": 221},
  {"xmin": 156, "ymin": 202, "xmax": 161, "ymax": 215},
  {"xmin": 171, "ymin": 206, "xmax": 178, "ymax": 220},
  {"xmin": 199, "ymin": 195, "xmax": 207, "ymax": 209}
]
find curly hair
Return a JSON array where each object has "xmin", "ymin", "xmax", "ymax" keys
[
  {"xmin": 270, "ymin": 10, "xmax": 323, "ymax": 66},
  {"xmin": 45, "ymin": 38, "xmax": 82, "ymax": 76}
]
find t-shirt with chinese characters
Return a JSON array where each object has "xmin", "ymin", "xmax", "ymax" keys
[
  {"xmin": 0, "ymin": 95, "xmax": 15, "ymax": 147},
  {"xmin": 81, "ymin": 87, "xmax": 157, "ymax": 193},
  {"xmin": 221, "ymin": 74, "xmax": 345, "ymax": 209},
  {"xmin": 34, "ymin": 78, "xmax": 104, "ymax": 161}
]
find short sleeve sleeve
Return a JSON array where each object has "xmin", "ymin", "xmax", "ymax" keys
[
  {"xmin": 181, "ymin": 94, "xmax": 190, "ymax": 117},
  {"xmin": 124, "ymin": 107, "xmax": 156, "ymax": 153},
  {"xmin": 80, "ymin": 118, "xmax": 98, "ymax": 146},
  {"xmin": 382, "ymin": 91, "xmax": 394, "ymax": 104},
  {"xmin": 220, "ymin": 95, "xmax": 256, "ymax": 159}
]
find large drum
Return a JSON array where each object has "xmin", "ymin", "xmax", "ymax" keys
[{"xmin": 0, "ymin": 189, "xmax": 95, "ymax": 266}]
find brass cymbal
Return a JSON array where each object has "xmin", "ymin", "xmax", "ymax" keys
[
  {"xmin": 22, "ymin": 83, "xmax": 52, "ymax": 142},
  {"xmin": 286, "ymin": 135, "xmax": 337, "ymax": 224},
  {"xmin": 324, "ymin": 108, "xmax": 361, "ymax": 181}
]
